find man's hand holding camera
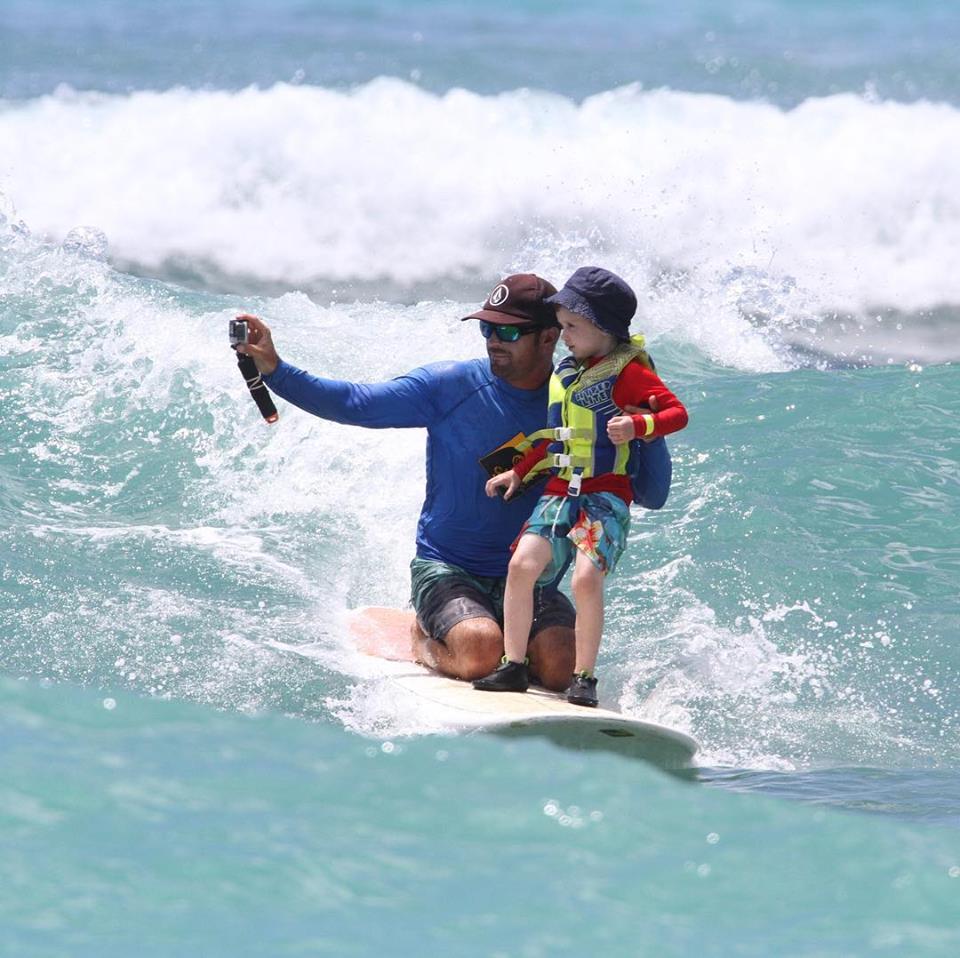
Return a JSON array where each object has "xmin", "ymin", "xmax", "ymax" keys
[
  {"xmin": 233, "ymin": 314, "xmax": 281, "ymax": 377},
  {"xmin": 230, "ymin": 314, "xmax": 281, "ymax": 424}
]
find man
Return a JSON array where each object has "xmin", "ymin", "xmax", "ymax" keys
[{"xmin": 236, "ymin": 274, "xmax": 579, "ymax": 690}]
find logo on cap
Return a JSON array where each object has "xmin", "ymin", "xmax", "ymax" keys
[{"xmin": 487, "ymin": 284, "xmax": 510, "ymax": 307}]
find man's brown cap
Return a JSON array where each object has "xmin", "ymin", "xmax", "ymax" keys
[{"xmin": 461, "ymin": 273, "xmax": 559, "ymax": 326}]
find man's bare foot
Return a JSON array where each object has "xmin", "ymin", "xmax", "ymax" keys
[{"xmin": 349, "ymin": 607, "xmax": 417, "ymax": 661}]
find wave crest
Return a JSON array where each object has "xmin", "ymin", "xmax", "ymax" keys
[{"xmin": 2, "ymin": 79, "xmax": 959, "ymax": 329}]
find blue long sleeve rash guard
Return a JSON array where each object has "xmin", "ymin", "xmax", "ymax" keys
[{"xmin": 264, "ymin": 357, "xmax": 550, "ymax": 578}]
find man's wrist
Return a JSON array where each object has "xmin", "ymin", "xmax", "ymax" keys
[{"xmin": 261, "ymin": 357, "xmax": 283, "ymax": 379}]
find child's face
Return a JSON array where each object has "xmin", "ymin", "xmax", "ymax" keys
[{"xmin": 556, "ymin": 307, "xmax": 617, "ymax": 360}]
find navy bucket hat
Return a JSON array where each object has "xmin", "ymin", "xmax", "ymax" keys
[{"xmin": 545, "ymin": 267, "xmax": 637, "ymax": 342}]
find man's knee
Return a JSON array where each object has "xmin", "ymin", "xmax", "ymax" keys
[
  {"xmin": 529, "ymin": 626, "xmax": 576, "ymax": 692},
  {"xmin": 444, "ymin": 617, "xmax": 503, "ymax": 679}
]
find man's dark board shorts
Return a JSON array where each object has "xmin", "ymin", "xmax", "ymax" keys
[{"xmin": 410, "ymin": 557, "xmax": 575, "ymax": 642}]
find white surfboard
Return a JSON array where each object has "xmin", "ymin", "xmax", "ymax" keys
[{"xmin": 349, "ymin": 607, "xmax": 699, "ymax": 769}]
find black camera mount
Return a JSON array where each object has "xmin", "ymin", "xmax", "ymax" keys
[{"xmin": 230, "ymin": 319, "xmax": 278, "ymax": 423}]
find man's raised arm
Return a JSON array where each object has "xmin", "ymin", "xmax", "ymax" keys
[{"xmin": 235, "ymin": 313, "xmax": 437, "ymax": 429}]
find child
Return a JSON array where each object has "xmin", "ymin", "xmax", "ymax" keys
[{"xmin": 472, "ymin": 267, "xmax": 688, "ymax": 706}]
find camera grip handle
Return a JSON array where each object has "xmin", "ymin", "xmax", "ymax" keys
[{"xmin": 235, "ymin": 351, "xmax": 279, "ymax": 423}]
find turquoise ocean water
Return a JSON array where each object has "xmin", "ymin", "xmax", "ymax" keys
[{"xmin": 2, "ymin": 2, "xmax": 960, "ymax": 954}]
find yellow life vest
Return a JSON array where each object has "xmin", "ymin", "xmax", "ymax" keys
[{"xmin": 522, "ymin": 335, "xmax": 654, "ymax": 492}]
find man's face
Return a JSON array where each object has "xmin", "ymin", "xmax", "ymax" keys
[{"xmin": 483, "ymin": 322, "xmax": 556, "ymax": 383}]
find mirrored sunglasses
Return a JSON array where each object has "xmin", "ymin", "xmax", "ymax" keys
[{"xmin": 479, "ymin": 321, "xmax": 543, "ymax": 343}]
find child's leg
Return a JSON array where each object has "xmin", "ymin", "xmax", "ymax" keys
[
  {"xmin": 570, "ymin": 549, "xmax": 605, "ymax": 674},
  {"xmin": 502, "ymin": 534, "xmax": 553, "ymax": 662}
]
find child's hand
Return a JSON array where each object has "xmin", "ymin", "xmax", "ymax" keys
[
  {"xmin": 486, "ymin": 470, "xmax": 521, "ymax": 500},
  {"xmin": 607, "ymin": 415, "xmax": 637, "ymax": 445},
  {"xmin": 623, "ymin": 395, "xmax": 660, "ymax": 443}
]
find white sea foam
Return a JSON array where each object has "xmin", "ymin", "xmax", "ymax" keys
[{"xmin": 2, "ymin": 80, "xmax": 960, "ymax": 316}]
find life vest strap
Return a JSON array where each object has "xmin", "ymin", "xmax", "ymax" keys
[
  {"xmin": 523, "ymin": 452, "xmax": 591, "ymax": 480},
  {"xmin": 521, "ymin": 426, "xmax": 593, "ymax": 447},
  {"xmin": 550, "ymin": 453, "xmax": 592, "ymax": 469}
]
